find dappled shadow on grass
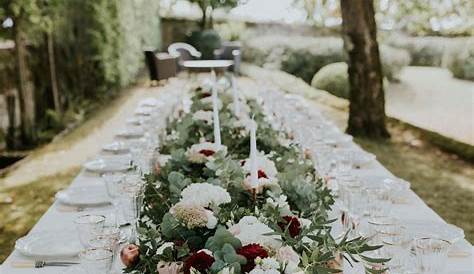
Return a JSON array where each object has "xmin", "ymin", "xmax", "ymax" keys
[
  {"xmin": 0, "ymin": 167, "xmax": 80, "ymax": 263},
  {"xmin": 355, "ymin": 120, "xmax": 474, "ymax": 244}
]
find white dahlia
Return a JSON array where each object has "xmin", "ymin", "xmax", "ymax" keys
[
  {"xmin": 180, "ymin": 183, "xmax": 231, "ymax": 207},
  {"xmin": 186, "ymin": 142, "xmax": 227, "ymax": 163}
]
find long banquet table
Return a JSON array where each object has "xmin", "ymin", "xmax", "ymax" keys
[{"xmin": 1, "ymin": 77, "xmax": 472, "ymax": 274}]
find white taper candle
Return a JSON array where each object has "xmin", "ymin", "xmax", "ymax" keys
[
  {"xmin": 231, "ymin": 76, "xmax": 240, "ymax": 117},
  {"xmin": 249, "ymin": 119, "xmax": 258, "ymax": 188},
  {"xmin": 212, "ymin": 84, "xmax": 221, "ymax": 146}
]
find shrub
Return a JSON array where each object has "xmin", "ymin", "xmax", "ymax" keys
[
  {"xmin": 385, "ymin": 34, "xmax": 468, "ymax": 67},
  {"xmin": 311, "ymin": 62, "xmax": 391, "ymax": 99},
  {"xmin": 188, "ymin": 29, "xmax": 222, "ymax": 59},
  {"xmin": 243, "ymin": 35, "xmax": 409, "ymax": 83},
  {"xmin": 379, "ymin": 45, "xmax": 411, "ymax": 81},
  {"xmin": 445, "ymin": 39, "xmax": 474, "ymax": 81},
  {"xmin": 311, "ymin": 62, "xmax": 349, "ymax": 99}
]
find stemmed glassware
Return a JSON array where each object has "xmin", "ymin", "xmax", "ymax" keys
[
  {"xmin": 75, "ymin": 214, "xmax": 106, "ymax": 248},
  {"xmin": 413, "ymin": 237, "xmax": 451, "ymax": 273},
  {"xmin": 118, "ymin": 176, "xmax": 145, "ymax": 243},
  {"xmin": 102, "ymin": 172, "xmax": 125, "ymax": 227},
  {"xmin": 79, "ymin": 247, "xmax": 114, "ymax": 274}
]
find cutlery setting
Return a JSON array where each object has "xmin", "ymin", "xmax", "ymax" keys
[{"xmin": 12, "ymin": 260, "xmax": 79, "ymax": 268}]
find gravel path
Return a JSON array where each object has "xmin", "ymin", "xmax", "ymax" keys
[
  {"xmin": 0, "ymin": 80, "xmax": 185, "ymax": 190},
  {"xmin": 386, "ymin": 67, "xmax": 474, "ymax": 146}
]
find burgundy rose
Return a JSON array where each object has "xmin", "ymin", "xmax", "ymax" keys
[
  {"xmin": 120, "ymin": 244, "xmax": 140, "ymax": 267},
  {"xmin": 257, "ymin": 169, "xmax": 268, "ymax": 179},
  {"xmin": 278, "ymin": 216, "xmax": 302, "ymax": 238},
  {"xmin": 184, "ymin": 250, "xmax": 215, "ymax": 274},
  {"xmin": 199, "ymin": 149, "xmax": 215, "ymax": 157},
  {"xmin": 237, "ymin": 243, "xmax": 269, "ymax": 273}
]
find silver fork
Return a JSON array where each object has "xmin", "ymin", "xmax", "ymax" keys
[
  {"xmin": 35, "ymin": 261, "xmax": 80, "ymax": 268},
  {"xmin": 12, "ymin": 260, "xmax": 79, "ymax": 268}
]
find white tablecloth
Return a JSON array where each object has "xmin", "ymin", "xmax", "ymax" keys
[{"xmin": 1, "ymin": 83, "xmax": 472, "ymax": 274}]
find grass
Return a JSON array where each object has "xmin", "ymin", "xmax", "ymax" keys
[
  {"xmin": 0, "ymin": 167, "xmax": 80, "ymax": 262},
  {"xmin": 355, "ymin": 120, "xmax": 474, "ymax": 244}
]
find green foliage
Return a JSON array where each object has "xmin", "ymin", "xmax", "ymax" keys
[
  {"xmin": 205, "ymin": 226, "xmax": 242, "ymax": 251},
  {"xmin": 445, "ymin": 39, "xmax": 474, "ymax": 81},
  {"xmin": 0, "ymin": 0, "xmax": 161, "ymax": 147},
  {"xmin": 385, "ymin": 34, "xmax": 469, "ymax": 67},
  {"xmin": 188, "ymin": 29, "xmax": 222, "ymax": 59},
  {"xmin": 215, "ymin": 21, "xmax": 247, "ymax": 41},
  {"xmin": 244, "ymin": 35, "xmax": 409, "ymax": 83},
  {"xmin": 379, "ymin": 45, "xmax": 411, "ymax": 81},
  {"xmin": 311, "ymin": 62, "xmax": 349, "ymax": 99}
]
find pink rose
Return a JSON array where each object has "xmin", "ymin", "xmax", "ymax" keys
[{"xmin": 276, "ymin": 246, "xmax": 300, "ymax": 264}]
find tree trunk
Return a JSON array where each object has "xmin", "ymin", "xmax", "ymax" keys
[
  {"xmin": 14, "ymin": 25, "xmax": 37, "ymax": 146},
  {"xmin": 47, "ymin": 31, "xmax": 61, "ymax": 114},
  {"xmin": 199, "ymin": 4, "xmax": 207, "ymax": 30},
  {"xmin": 340, "ymin": 0, "xmax": 389, "ymax": 138}
]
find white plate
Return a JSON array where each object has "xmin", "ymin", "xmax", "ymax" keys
[
  {"xmin": 83, "ymin": 157, "xmax": 131, "ymax": 174},
  {"xmin": 139, "ymin": 98, "xmax": 159, "ymax": 107},
  {"xmin": 134, "ymin": 106, "xmax": 153, "ymax": 116},
  {"xmin": 115, "ymin": 128, "xmax": 144, "ymax": 139},
  {"xmin": 102, "ymin": 141, "xmax": 130, "ymax": 154},
  {"xmin": 56, "ymin": 186, "xmax": 110, "ymax": 207},
  {"xmin": 15, "ymin": 230, "xmax": 82, "ymax": 259}
]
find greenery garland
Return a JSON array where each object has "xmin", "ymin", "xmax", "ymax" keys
[{"xmin": 125, "ymin": 81, "xmax": 386, "ymax": 274}]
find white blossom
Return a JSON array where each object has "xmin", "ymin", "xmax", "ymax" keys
[
  {"xmin": 229, "ymin": 216, "xmax": 282, "ymax": 250},
  {"xmin": 186, "ymin": 142, "xmax": 227, "ymax": 163},
  {"xmin": 180, "ymin": 183, "xmax": 231, "ymax": 207}
]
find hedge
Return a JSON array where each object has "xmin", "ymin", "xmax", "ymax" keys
[
  {"xmin": 243, "ymin": 35, "xmax": 410, "ymax": 83},
  {"xmin": 444, "ymin": 39, "xmax": 474, "ymax": 81},
  {"xmin": 385, "ymin": 34, "xmax": 469, "ymax": 67}
]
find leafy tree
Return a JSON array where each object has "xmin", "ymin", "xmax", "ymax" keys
[{"xmin": 189, "ymin": 0, "xmax": 240, "ymax": 30}]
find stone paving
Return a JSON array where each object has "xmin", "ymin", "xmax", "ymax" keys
[{"xmin": 386, "ymin": 66, "xmax": 474, "ymax": 146}]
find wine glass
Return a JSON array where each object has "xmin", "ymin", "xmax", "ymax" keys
[
  {"xmin": 413, "ymin": 237, "xmax": 451, "ymax": 273},
  {"xmin": 79, "ymin": 247, "xmax": 114, "ymax": 274},
  {"xmin": 75, "ymin": 214, "xmax": 106, "ymax": 248},
  {"xmin": 102, "ymin": 172, "xmax": 125, "ymax": 226},
  {"xmin": 118, "ymin": 182, "xmax": 145, "ymax": 243}
]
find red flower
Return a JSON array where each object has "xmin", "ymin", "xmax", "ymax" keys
[
  {"xmin": 199, "ymin": 149, "xmax": 215, "ymax": 157},
  {"xmin": 237, "ymin": 243, "xmax": 269, "ymax": 273},
  {"xmin": 184, "ymin": 250, "xmax": 215, "ymax": 274},
  {"xmin": 278, "ymin": 216, "xmax": 301, "ymax": 238},
  {"xmin": 257, "ymin": 169, "xmax": 268, "ymax": 179}
]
